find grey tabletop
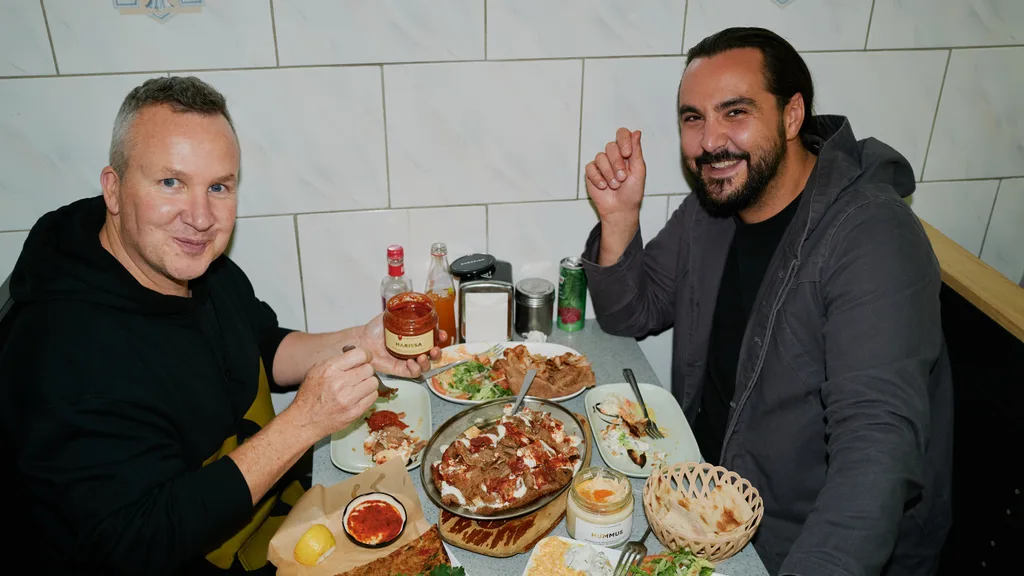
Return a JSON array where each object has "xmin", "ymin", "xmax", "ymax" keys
[{"xmin": 312, "ymin": 323, "xmax": 768, "ymax": 576}]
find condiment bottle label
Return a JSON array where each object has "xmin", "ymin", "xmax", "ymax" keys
[
  {"xmin": 573, "ymin": 516, "xmax": 632, "ymax": 547},
  {"xmin": 385, "ymin": 329, "xmax": 434, "ymax": 356}
]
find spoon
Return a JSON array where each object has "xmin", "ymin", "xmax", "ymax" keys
[{"xmin": 508, "ymin": 368, "xmax": 537, "ymax": 416}]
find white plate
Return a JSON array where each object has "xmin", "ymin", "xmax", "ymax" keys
[
  {"xmin": 522, "ymin": 535, "xmax": 726, "ymax": 576},
  {"xmin": 584, "ymin": 383, "xmax": 702, "ymax": 479},
  {"xmin": 330, "ymin": 378, "xmax": 432, "ymax": 473},
  {"xmin": 521, "ymin": 536, "xmax": 621, "ymax": 575},
  {"xmin": 426, "ymin": 342, "xmax": 593, "ymax": 405}
]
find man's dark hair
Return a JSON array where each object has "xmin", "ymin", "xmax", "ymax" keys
[{"xmin": 686, "ymin": 27, "xmax": 814, "ymax": 134}]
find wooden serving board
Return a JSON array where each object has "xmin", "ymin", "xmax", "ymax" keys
[{"xmin": 438, "ymin": 413, "xmax": 593, "ymax": 558}]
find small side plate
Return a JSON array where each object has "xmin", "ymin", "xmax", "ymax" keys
[
  {"xmin": 584, "ymin": 382, "xmax": 702, "ymax": 478},
  {"xmin": 330, "ymin": 378, "xmax": 432, "ymax": 473}
]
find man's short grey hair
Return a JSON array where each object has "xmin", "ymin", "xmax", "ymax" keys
[{"xmin": 109, "ymin": 76, "xmax": 237, "ymax": 178}]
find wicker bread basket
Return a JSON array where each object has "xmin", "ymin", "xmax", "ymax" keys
[{"xmin": 642, "ymin": 462, "xmax": 764, "ymax": 562}]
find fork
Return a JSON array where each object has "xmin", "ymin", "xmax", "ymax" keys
[
  {"xmin": 623, "ymin": 368, "xmax": 664, "ymax": 439},
  {"xmin": 613, "ymin": 527, "xmax": 652, "ymax": 576},
  {"xmin": 420, "ymin": 342, "xmax": 506, "ymax": 381}
]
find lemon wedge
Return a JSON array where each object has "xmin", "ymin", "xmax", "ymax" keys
[{"xmin": 293, "ymin": 523, "xmax": 336, "ymax": 566}]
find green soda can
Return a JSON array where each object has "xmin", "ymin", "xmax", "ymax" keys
[{"xmin": 557, "ymin": 256, "xmax": 587, "ymax": 332}]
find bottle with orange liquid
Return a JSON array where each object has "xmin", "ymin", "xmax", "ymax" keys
[{"xmin": 424, "ymin": 242, "xmax": 457, "ymax": 347}]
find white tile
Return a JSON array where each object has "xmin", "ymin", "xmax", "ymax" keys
[
  {"xmin": 195, "ymin": 67, "xmax": 388, "ymax": 217},
  {"xmin": 868, "ymin": 0, "xmax": 1024, "ymax": 49},
  {"xmin": 805, "ymin": 50, "xmax": 948, "ymax": 178},
  {"xmin": 0, "ymin": 73, "xmax": 161, "ymax": 232},
  {"xmin": 925, "ymin": 48, "xmax": 1024, "ymax": 181},
  {"xmin": 908, "ymin": 180, "xmax": 1000, "ymax": 256},
  {"xmin": 227, "ymin": 216, "xmax": 306, "ymax": 332},
  {"xmin": 487, "ymin": 0, "xmax": 685, "ymax": 59},
  {"xmin": 299, "ymin": 210, "xmax": 405, "ymax": 333},
  {"xmin": 580, "ymin": 57, "xmax": 689, "ymax": 199},
  {"xmin": 0, "ymin": 0, "xmax": 55, "ymax": 76},
  {"xmin": 274, "ymin": 0, "xmax": 483, "ymax": 66},
  {"xmin": 43, "ymin": 0, "xmax": 275, "ymax": 74},
  {"xmin": 384, "ymin": 61, "xmax": 582, "ymax": 207},
  {"xmin": 486, "ymin": 197, "xmax": 667, "ymax": 318},
  {"xmin": 298, "ymin": 206, "xmax": 486, "ymax": 333},
  {"xmin": 407, "ymin": 206, "xmax": 487, "ymax": 292},
  {"xmin": 684, "ymin": 0, "xmax": 873, "ymax": 52},
  {"xmin": 980, "ymin": 179, "xmax": 1024, "ymax": 283},
  {"xmin": 0, "ymin": 231, "xmax": 28, "ymax": 280},
  {"xmin": 637, "ymin": 329, "xmax": 674, "ymax": 390}
]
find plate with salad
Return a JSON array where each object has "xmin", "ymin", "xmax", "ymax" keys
[{"xmin": 426, "ymin": 342, "xmax": 595, "ymax": 405}]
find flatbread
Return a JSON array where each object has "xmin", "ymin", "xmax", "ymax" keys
[{"xmin": 335, "ymin": 525, "xmax": 451, "ymax": 576}]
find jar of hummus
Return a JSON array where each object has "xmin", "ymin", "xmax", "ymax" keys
[{"xmin": 566, "ymin": 466, "xmax": 634, "ymax": 547}]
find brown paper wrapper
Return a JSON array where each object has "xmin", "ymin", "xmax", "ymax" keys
[{"xmin": 268, "ymin": 457, "xmax": 431, "ymax": 575}]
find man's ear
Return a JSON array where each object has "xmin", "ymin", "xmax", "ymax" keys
[
  {"xmin": 100, "ymin": 166, "xmax": 121, "ymax": 215},
  {"xmin": 784, "ymin": 93, "xmax": 806, "ymax": 141}
]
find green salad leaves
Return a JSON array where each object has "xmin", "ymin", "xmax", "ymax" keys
[
  {"xmin": 628, "ymin": 548, "xmax": 715, "ymax": 576},
  {"xmin": 441, "ymin": 361, "xmax": 513, "ymax": 401}
]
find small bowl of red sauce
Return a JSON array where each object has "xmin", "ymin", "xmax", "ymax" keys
[{"xmin": 341, "ymin": 492, "xmax": 408, "ymax": 548}]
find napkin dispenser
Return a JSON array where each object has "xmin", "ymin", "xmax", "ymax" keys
[{"xmin": 450, "ymin": 253, "xmax": 514, "ymax": 343}]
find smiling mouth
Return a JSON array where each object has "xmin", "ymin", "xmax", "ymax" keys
[{"xmin": 174, "ymin": 237, "xmax": 211, "ymax": 254}]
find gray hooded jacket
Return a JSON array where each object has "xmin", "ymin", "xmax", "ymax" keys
[{"xmin": 582, "ymin": 115, "xmax": 953, "ymax": 576}]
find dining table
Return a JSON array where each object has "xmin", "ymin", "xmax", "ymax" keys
[{"xmin": 312, "ymin": 323, "xmax": 769, "ymax": 576}]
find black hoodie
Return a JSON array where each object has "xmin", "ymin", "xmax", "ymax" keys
[{"xmin": 0, "ymin": 196, "xmax": 297, "ymax": 574}]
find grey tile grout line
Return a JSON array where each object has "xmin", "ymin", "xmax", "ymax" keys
[
  {"xmin": 379, "ymin": 65, "xmax": 393, "ymax": 208},
  {"xmin": 228, "ymin": 194, "xmax": 691, "ymax": 222},
  {"xmin": 38, "ymin": 0, "xmax": 60, "ymax": 75},
  {"xmin": 26, "ymin": 45, "xmax": 1024, "ymax": 82},
  {"xmin": 269, "ymin": 0, "xmax": 280, "ymax": 67},
  {"xmin": 863, "ymin": 0, "xmax": 877, "ymax": 50},
  {"xmin": 483, "ymin": 0, "xmax": 488, "ymax": 60},
  {"xmin": 919, "ymin": 50, "xmax": 952, "ymax": 180},
  {"xmin": 292, "ymin": 214, "xmax": 310, "ymax": 332},
  {"xmin": 978, "ymin": 180, "xmax": 1003, "ymax": 258},
  {"xmin": 680, "ymin": 0, "xmax": 689, "ymax": 55},
  {"xmin": 575, "ymin": 59, "xmax": 586, "ymax": 199}
]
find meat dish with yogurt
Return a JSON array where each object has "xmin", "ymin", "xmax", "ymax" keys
[{"xmin": 431, "ymin": 405, "xmax": 583, "ymax": 515}]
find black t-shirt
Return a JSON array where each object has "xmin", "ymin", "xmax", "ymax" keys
[{"xmin": 694, "ymin": 191, "xmax": 804, "ymax": 465}]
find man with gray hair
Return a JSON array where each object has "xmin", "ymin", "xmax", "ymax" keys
[{"xmin": 0, "ymin": 76, "xmax": 442, "ymax": 574}]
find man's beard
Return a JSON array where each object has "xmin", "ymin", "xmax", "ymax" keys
[{"xmin": 685, "ymin": 124, "xmax": 787, "ymax": 218}]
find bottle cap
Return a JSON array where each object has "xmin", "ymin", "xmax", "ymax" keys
[
  {"xmin": 387, "ymin": 245, "xmax": 404, "ymax": 259},
  {"xmin": 430, "ymin": 242, "xmax": 448, "ymax": 256}
]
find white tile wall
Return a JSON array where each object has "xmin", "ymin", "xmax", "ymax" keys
[
  {"xmin": 298, "ymin": 206, "xmax": 487, "ymax": 333},
  {"xmin": 0, "ymin": 0, "xmax": 54, "ymax": 77},
  {"xmin": 980, "ymin": 179, "xmax": 1024, "ymax": 283},
  {"xmin": 194, "ymin": 67, "xmax": 389, "ymax": 217},
  {"xmin": 909, "ymin": 181, "xmax": 1000, "ymax": 256},
  {"xmin": 487, "ymin": 0, "xmax": 685, "ymax": 60},
  {"xmin": 580, "ymin": 57, "xmax": 690, "ymax": 198},
  {"xmin": 868, "ymin": 0, "xmax": 1024, "ymax": 49},
  {"xmin": 43, "ymin": 0, "xmax": 276, "ymax": 74},
  {"xmin": 226, "ymin": 216, "xmax": 307, "ymax": 332},
  {"xmin": 487, "ymin": 196, "xmax": 668, "ymax": 319},
  {"xmin": 683, "ymin": 0, "xmax": 874, "ymax": 52},
  {"xmin": 804, "ymin": 51, "xmax": 948, "ymax": 177},
  {"xmin": 0, "ymin": 73, "xmax": 161, "ymax": 232},
  {"xmin": 0, "ymin": 231, "xmax": 29, "ymax": 281},
  {"xmin": 384, "ymin": 61, "xmax": 582, "ymax": 208},
  {"xmin": 925, "ymin": 48, "xmax": 1024, "ymax": 181},
  {"xmin": 273, "ymin": 0, "xmax": 483, "ymax": 66},
  {"xmin": 2, "ymin": 3, "xmax": 1022, "ymax": 393}
]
